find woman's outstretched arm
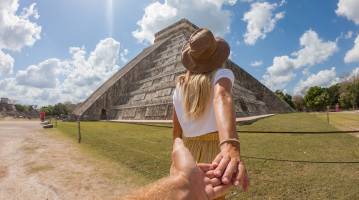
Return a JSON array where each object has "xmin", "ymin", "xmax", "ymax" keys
[{"xmin": 213, "ymin": 77, "xmax": 250, "ymax": 192}]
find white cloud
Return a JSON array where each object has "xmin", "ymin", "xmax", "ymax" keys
[
  {"xmin": 133, "ymin": 0, "xmax": 236, "ymax": 44},
  {"xmin": 0, "ymin": 38, "xmax": 124, "ymax": 106},
  {"xmin": 293, "ymin": 67, "xmax": 337, "ymax": 95},
  {"xmin": 0, "ymin": 0, "xmax": 41, "ymax": 51},
  {"xmin": 120, "ymin": 49, "xmax": 129, "ymax": 63},
  {"xmin": 336, "ymin": 0, "xmax": 359, "ymax": 25},
  {"xmin": 20, "ymin": 3, "xmax": 39, "ymax": 20},
  {"xmin": 344, "ymin": 34, "xmax": 359, "ymax": 63},
  {"xmin": 229, "ymin": 50, "xmax": 234, "ymax": 59},
  {"xmin": 263, "ymin": 55, "xmax": 296, "ymax": 89},
  {"xmin": 302, "ymin": 67, "xmax": 310, "ymax": 77},
  {"xmin": 243, "ymin": 1, "xmax": 285, "ymax": 45},
  {"xmin": 292, "ymin": 30, "xmax": 339, "ymax": 68},
  {"xmin": 345, "ymin": 31, "xmax": 353, "ymax": 39},
  {"xmin": 61, "ymin": 38, "xmax": 121, "ymax": 99},
  {"xmin": 262, "ymin": 30, "xmax": 338, "ymax": 90},
  {"xmin": 338, "ymin": 30, "xmax": 354, "ymax": 40},
  {"xmin": 350, "ymin": 67, "xmax": 359, "ymax": 77},
  {"xmin": 0, "ymin": 0, "xmax": 41, "ymax": 75},
  {"xmin": 16, "ymin": 58, "xmax": 61, "ymax": 88},
  {"xmin": 250, "ymin": 60, "xmax": 263, "ymax": 66},
  {"xmin": 0, "ymin": 50, "xmax": 14, "ymax": 75}
]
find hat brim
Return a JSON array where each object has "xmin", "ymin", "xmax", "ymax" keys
[{"xmin": 181, "ymin": 37, "xmax": 230, "ymax": 74}]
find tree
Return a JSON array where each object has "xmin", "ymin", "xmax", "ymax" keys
[
  {"xmin": 304, "ymin": 86, "xmax": 327, "ymax": 111},
  {"xmin": 326, "ymin": 84, "xmax": 340, "ymax": 108},
  {"xmin": 53, "ymin": 103, "xmax": 68, "ymax": 116},
  {"xmin": 275, "ymin": 90, "xmax": 295, "ymax": 109},
  {"xmin": 337, "ymin": 72, "xmax": 359, "ymax": 109},
  {"xmin": 64, "ymin": 101, "xmax": 79, "ymax": 113},
  {"xmin": 41, "ymin": 106, "xmax": 54, "ymax": 116},
  {"xmin": 293, "ymin": 95, "xmax": 306, "ymax": 111},
  {"xmin": 339, "ymin": 89, "xmax": 352, "ymax": 108},
  {"xmin": 14, "ymin": 104, "xmax": 29, "ymax": 113}
]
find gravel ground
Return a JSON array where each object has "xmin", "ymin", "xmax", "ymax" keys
[{"xmin": 0, "ymin": 120, "xmax": 130, "ymax": 200}]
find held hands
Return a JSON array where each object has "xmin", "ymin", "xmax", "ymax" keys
[
  {"xmin": 171, "ymin": 138, "xmax": 232, "ymax": 200},
  {"xmin": 212, "ymin": 141, "xmax": 250, "ymax": 192}
]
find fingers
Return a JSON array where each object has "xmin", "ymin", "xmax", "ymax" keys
[
  {"xmin": 242, "ymin": 170, "xmax": 250, "ymax": 192},
  {"xmin": 212, "ymin": 154, "xmax": 223, "ymax": 168},
  {"xmin": 232, "ymin": 164, "xmax": 250, "ymax": 192},
  {"xmin": 213, "ymin": 183, "xmax": 233, "ymax": 198},
  {"xmin": 205, "ymin": 170, "xmax": 216, "ymax": 178},
  {"xmin": 197, "ymin": 163, "xmax": 214, "ymax": 172},
  {"xmin": 221, "ymin": 160, "xmax": 238, "ymax": 184},
  {"xmin": 210, "ymin": 177, "xmax": 222, "ymax": 187},
  {"xmin": 214, "ymin": 155, "xmax": 230, "ymax": 178},
  {"xmin": 234, "ymin": 164, "xmax": 245, "ymax": 186}
]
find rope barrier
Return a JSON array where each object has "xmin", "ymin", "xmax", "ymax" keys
[
  {"xmin": 57, "ymin": 120, "xmax": 359, "ymax": 164},
  {"xmin": 241, "ymin": 156, "xmax": 359, "ymax": 164},
  {"xmin": 236, "ymin": 130, "xmax": 358, "ymax": 134},
  {"xmin": 108, "ymin": 121, "xmax": 359, "ymax": 134}
]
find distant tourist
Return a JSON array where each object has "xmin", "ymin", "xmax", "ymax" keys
[
  {"xmin": 40, "ymin": 111, "xmax": 45, "ymax": 122},
  {"xmin": 172, "ymin": 28, "xmax": 250, "ymax": 199}
]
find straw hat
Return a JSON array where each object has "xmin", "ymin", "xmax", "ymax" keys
[{"xmin": 181, "ymin": 28, "xmax": 230, "ymax": 74}]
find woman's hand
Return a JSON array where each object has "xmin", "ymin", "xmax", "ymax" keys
[{"xmin": 212, "ymin": 141, "xmax": 250, "ymax": 192}]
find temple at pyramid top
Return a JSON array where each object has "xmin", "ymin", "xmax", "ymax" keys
[
  {"xmin": 72, "ymin": 18, "xmax": 294, "ymax": 121},
  {"xmin": 154, "ymin": 19, "xmax": 198, "ymax": 43}
]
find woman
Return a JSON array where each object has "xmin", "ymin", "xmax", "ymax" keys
[{"xmin": 172, "ymin": 28, "xmax": 250, "ymax": 199}]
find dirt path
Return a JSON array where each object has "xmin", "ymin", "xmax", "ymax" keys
[{"xmin": 0, "ymin": 120, "xmax": 130, "ymax": 200}]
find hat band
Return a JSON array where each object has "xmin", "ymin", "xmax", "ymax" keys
[{"xmin": 189, "ymin": 41, "xmax": 217, "ymax": 60}]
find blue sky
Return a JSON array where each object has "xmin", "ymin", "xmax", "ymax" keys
[{"xmin": 0, "ymin": 0, "xmax": 358, "ymax": 106}]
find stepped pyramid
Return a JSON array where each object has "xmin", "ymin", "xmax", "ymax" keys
[{"xmin": 72, "ymin": 19, "xmax": 294, "ymax": 121}]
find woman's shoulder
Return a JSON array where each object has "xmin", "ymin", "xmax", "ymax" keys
[
  {"xmin": 216, "ymin": 68, "xmax": 233, "ymax": 75},
  {"xmin": 213, "ymin": 68, "xmax": 235, "ymax": 84}
]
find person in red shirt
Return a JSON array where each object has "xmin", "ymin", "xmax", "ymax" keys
[{"xmin": 40, "ymin": 111, "xmax": 45, "ymax": 122}]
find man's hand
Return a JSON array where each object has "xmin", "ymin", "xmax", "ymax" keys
[{"xmin": 171, "ymin": 138, "xmax": 232, "ymax": 199}]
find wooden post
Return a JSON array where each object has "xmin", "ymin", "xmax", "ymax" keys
[
  {"xmin": 327, "ymin": 112, "xmax": 329, "ymax": 124},
  {"xmin": 55, "ymin": 118, "xmax": 57, "ymax": 128},
  {"xmin": 78, "ymin": 115, "xmax": 81, "ymax": 143}
]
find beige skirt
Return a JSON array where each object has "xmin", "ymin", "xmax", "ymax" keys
[{"xmin": 183, "ymin": 132, "xmax": 220, "ymax": 164}]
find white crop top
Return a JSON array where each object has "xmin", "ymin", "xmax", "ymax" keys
[{"xmin": 173, "ymin": 69, "xmax": 235, "ymax": 137}]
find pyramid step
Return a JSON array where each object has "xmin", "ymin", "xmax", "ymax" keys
[{"xmin": 114, "ymin": 102, "xmax": 173, "ymax": 120}]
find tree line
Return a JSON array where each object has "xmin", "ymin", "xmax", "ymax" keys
[
  {"xmin": 275, "ymin": 73, "xmax": 358, "ymax": 111},
  {"xmin": 14, "ymin": 101, "xmax": 80, "ymax": 117}
]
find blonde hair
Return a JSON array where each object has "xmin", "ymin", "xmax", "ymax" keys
[{"xmin": 177, "ymin": 69, "xmax": 218, "ymax": 121}]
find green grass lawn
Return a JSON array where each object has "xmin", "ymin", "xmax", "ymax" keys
[{"xmin": 56, "ymin": 113, "xmax": 359, "ymax": 199}]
